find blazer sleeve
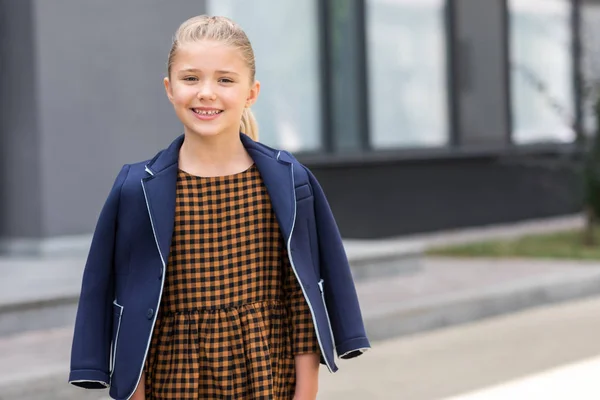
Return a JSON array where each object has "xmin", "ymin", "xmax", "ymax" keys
[
  {"xmin": 305, "ymin": 166, "xmax": 371, "ymax": 359},
  {"xmin": 69, "ymin": 164, "xmax": 129, "ymax": 389}
]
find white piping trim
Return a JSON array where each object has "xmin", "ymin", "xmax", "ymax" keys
[
  {"xmin": 284, "ymin": 158, "xmax": 335, "ymax": 373},
  {"xmin": 141, "ymin": 181, "xmax": 166, "ymax": 268},
  {"xmin": 144, "ymin": 166, "xmax": 154, "ymax": 176},
  {"xmin": 110, "ymin": 300, "xmax": 124, "ymax": 378},
  {"xmin": 340, "ymin": 347, "xmax": 370, "ymax": 358},
  {"xmin": 69, "ymin": 380, "xmax": 110, "ymax": 388},
  {"xmin": 318, "ymin": 279, "xmax": 337, "ymax": 352},
  {"xmin": 130, "ymin": 179, "xmax": 168, "ymax": 400}
]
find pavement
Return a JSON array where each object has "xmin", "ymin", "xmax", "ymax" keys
[
  {"xmin": 0, "ymin": 213, "xmax": 596, "ymax": 399},
  {"xmin": 448, "ymin": 355, "xmax": 600, "ymax": 400},
  {"xmin": 318, "ymin": 295, "xmax": 600, "ymax": 399},
  {"xmin": 3, "ymin": 282, "xmax": 600, "ymax": 399}
]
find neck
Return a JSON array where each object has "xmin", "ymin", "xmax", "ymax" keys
[{"xmin": 179, "ymin": 130, "xmax": 253, "ymax": 177}]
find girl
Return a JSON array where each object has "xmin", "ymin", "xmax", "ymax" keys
[{"xmin": 69, "ymin": 15, "xmax": 370, "ymax": 400}]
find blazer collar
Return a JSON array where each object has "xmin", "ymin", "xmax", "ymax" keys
[{"xmin": 144, "ymin": 133, "xmax": 291, "ymax": 175}]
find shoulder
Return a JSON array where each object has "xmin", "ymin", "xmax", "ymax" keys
[
  {"xmin": 246, "ymin": 137, "xmax": 313, "ymax": 186},
  {"xmin": 123, "ymin": 159, "xmax": 152, "ymax": 181},
  {"xmin": 270, "ymin": 147, "xmax": 328, "ymax": 198},
  {"xmin": 109, "ymin": 159, "xmax": 149, "ymax": 187},
  {"xmin": 101, "ymin": 161, "xmax": 147, "ymax": 206},
  {"xmin": 272, "ymin": 148, "xmax": 313, "ymax": 187},
  {"xmin": 116, "ymin": 144, "xmax": 171, "ymax": 185}
]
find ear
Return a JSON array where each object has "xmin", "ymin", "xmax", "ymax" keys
[
  {"xmin": 164, "ymin": 77, "xmax": 174, "ymax": 104},
  {"xmin": 246, "ymin": 80, "xmax": 261, "ymax": 107}
]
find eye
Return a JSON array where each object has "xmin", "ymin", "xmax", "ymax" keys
[
  {"xmin": 219, "ymin": 78, "xmax": 234, "ymax": 84},
  {"xmin": 183, "ymin": 76, "xmax": 198, "ymax": 82}
]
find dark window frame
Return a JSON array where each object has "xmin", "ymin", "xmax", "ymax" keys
[{"xmin": 295, "ymin": 0, "xmax": 581, "ymax": 162}]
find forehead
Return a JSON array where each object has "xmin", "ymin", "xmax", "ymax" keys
[{"xmin": 172, "ymin": 40, "xmax": 248, "ymax": 73}]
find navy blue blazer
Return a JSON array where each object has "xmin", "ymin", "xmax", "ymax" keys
[{"xmin": 69, "ymin": 134, "xmax": 370, "ymax": 399}]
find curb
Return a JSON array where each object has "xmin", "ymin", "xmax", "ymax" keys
[
  {"xmin": 0, "ymin": 300, "xmax": 77, "ymax": 337},
  {"xmin": 348, "ymin": 241, "xmax": 424, "ymax": 281},
  {"xmin": 365, "ymin": 268, "xmax": 600, "ymax": 342},
  {"xmin": 0, "ymin": 242, "xmax": 424, "ymax": 337}
]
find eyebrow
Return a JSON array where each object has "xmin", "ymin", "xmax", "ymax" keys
[{"xmin": 179, "ymin": 68, "xmax": 240, "ymax": 76}]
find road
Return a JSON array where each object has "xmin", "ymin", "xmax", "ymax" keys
[{"xmin": 318, "ymin": 296, "xmax": 600, "ymax": 400}]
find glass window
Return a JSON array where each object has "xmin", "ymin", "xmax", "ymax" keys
[
  {"xmin": 581, "ymin": 0, "xmax": 600, "ymax": 136},
  {"xmin": 366, "ymin": 0, "xmax": 449, "ymax": 148},
  {"xmin": 509, "ymin": 0, "xmax": 574, "ymax": 144},
  {"xmin": 206, "ymin": 0, "xmax": 322, "ymax": 152}
]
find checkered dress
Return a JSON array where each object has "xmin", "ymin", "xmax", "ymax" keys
[{"xmin": 144, "ymin": 164, "xmax": 320, "ymax": 399}]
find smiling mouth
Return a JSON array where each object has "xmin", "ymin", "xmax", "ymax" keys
[{"xmin": 191, "ymin": 109, "xmax": 223, "ymax": 116}]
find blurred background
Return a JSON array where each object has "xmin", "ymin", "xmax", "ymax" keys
[{"xmin": 2, "ymin": 0, "xmax": 600, "ymax": 399}]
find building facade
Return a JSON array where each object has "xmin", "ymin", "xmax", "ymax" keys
[{"xmin": 0, "ymin": 0, "xmax": 597, "ymax": 254}]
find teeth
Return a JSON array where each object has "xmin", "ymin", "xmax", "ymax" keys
[{"xmin": 194, "ymin": 109, "xmax": 221, "ymax": 116}]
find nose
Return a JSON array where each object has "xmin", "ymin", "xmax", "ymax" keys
[{"xmin": 197, "ymin": 81, "xmax": 216, "ymax": 101}]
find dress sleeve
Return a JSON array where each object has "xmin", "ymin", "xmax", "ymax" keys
[{"xmin": 282, "ymin": 252, "xmax": 321, "ymax": 356}]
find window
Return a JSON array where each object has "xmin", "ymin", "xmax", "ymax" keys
[
  {"xmin": 207, "ymin": 0, "xmax": 323, "ymax": 152},
  {"xmin": 509, "ymin": 0, "xmax": 574, "ymax": 144},
  {"xmin": 366, "ymin": 0, "xmax": 449, "ymax": 148},
  {"xmin": 581, "ymin": 0, "xmax": 600, "ymax": 136}
]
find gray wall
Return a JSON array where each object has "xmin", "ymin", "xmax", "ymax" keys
[
  {"xmin": 1, "ymin": 0, "xmax": 206, "ymax": 241},
  {"xmin": 0, "ymin": 0, "xmax": 43, "ymax": 238}
]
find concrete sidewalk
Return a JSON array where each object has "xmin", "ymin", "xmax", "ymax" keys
[
  {"xmin": 0, "ymin": 213, "xmax": 595, "ymax": 399},
  {"xmin": 318, "ymin": 296, "xmax": 600, "ymax": 400},
  {"xmin": 2, "ymin": 255, "xmax": 600, "ymax": 399},
  {"xmin": 360, "ymin": 256, "xmax": 600, "ymax": 341}
]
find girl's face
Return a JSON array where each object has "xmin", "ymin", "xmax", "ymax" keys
[{"xmin": 164, "ymin": 40, "xmax": 260, "ymax": 139}]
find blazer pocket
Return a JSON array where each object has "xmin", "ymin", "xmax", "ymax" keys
[{"xmin": 110, "ymin": 300, "xmax": 124, "ymax": 376}]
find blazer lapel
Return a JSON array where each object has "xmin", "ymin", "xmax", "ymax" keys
[
  {"xmin": 141, "ymin": 135, "xmax": 182, "ymax": 269},
  {"xmin": 141, "ymin": 164, "xmax": 178, "ymax": 269},
  {"xmin": 141, "ymin": 133, "xmax": 295, "ymax": 267},
  {"xmin": 245, "ymin": 148, "xmax": 295, "ymax": 243}
]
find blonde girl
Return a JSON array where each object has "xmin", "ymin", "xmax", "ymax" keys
[{"xmin": 69, "ymin": 15, "xmax": 369, "ymax": 400}]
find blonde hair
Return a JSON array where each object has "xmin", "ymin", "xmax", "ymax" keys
[{"xmin": 168, "ymin": 15, "xmax": 259, "ymax": 141}]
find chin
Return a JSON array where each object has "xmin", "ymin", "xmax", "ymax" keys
[{"xmin": 185, "ymin": 125, "xmax": 232, "ymax": 138}]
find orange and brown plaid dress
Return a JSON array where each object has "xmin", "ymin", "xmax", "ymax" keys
[{"xmin": 144, "ymin": 164, "xmax": 320, "ymax": 399}]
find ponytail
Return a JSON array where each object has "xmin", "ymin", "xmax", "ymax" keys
[{"xmin": 240, "ymin": 108, "xmax": 259, "ymax": 141}]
